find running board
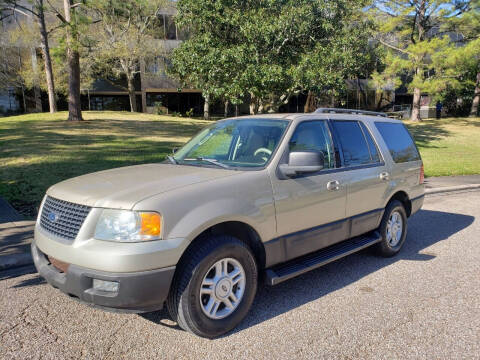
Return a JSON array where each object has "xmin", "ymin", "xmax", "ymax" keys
[{"xmin": 265, "ymin": 231, "xmax": 382, "ymax": 286}]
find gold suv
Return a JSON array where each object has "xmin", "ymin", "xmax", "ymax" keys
[{"xmin": 33, "ymin": 109, "xmax": 424, "ymax": 338}]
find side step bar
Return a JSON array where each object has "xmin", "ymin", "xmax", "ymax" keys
[{"xmin": 265, "ymin": 231, "xmax": 382, "ymax": 286}]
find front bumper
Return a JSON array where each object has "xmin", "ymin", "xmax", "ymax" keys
[{"xmin": 32, "ymin": 242, "xmax": 175, "ymax": 313}]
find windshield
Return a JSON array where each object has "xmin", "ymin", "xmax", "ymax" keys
[{"xmin": 173, "ymin": 119, "xmax": 289, "ymax": 168}]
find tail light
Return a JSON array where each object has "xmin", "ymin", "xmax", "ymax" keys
[{"xmin": 419, "ymin": 164, "xmax": 424, "ymax": 184}]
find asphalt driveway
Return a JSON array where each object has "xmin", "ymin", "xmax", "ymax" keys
[{"xmin": 1, "ymin": 190, "xmax": 479, "ymax": 359}]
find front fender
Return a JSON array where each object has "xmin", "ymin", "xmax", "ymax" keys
[
  {"xmin": 133, "ymin": 170, "xmax": 277, "ymax": 247},
  {"xmin": 168, "ymin": 197, "xmax": 269, "ymax": 243}
]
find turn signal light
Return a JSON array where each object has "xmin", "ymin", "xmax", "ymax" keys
[
  {"xmin": 139, "ymin": 212, "xmax": 162, "ymax": 237},
  {"xmin": 419, "ymin": 164, "xmax": 424, "ymax": 184}
]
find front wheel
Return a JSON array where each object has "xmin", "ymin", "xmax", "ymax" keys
[
  {"xmin": 167, "ymin": 235, "xmax": 257, "ymax": 338},
  {"xmin": 375, "ymin": 200, "xmax": 408, "ymax": 257}
]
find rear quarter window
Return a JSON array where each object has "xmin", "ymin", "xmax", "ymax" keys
[{"xmin": 374, "ymin": 122, "xmax": 421, "ymax": 163}]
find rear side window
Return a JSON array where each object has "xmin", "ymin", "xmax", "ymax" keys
[
  {"xmin": 332, "ymin": 121, "xmax": 376, "ymax": 166},
  {"xmin": 375, "ymin": 122, "xmax": 421, "ymax": 163}
]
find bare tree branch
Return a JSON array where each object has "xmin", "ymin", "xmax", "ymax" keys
[{"xmin": 378, "ymin": 38, "xmax": 412, "ymax": 56}]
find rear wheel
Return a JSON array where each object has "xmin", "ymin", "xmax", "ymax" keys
[
  {"xmin": 375, "ymin": 200, "xmax": 408, "ymax": 257},
  {"xmin": 167, "ymin": 235, "xmax": 257, "ymax": 338}
]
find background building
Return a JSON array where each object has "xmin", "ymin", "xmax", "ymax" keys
[{"xmin": 0, "ymin": 2, "xmax": 409, "ymax": 117}]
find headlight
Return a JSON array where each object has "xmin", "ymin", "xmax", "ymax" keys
[{"xmin": 94, "ymin": 209, "xmax": 162, "ymax": 242}]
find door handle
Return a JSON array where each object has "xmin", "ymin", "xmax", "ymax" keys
[
  {"xmin": 327, "ymin": 180, "xmax": 340, "ymax": 191},
  {"xmin": 379, "ymin": 172, "xmax": 390, "ymax": 181}
]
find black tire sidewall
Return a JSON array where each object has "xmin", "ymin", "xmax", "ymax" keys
[
  {"xmin": 378, "ymin": 200, "xmax": 408, "ymax": 256},
  {"xmin": 179, "ymin": 238, "xmax": 257, "ymax": 338}
]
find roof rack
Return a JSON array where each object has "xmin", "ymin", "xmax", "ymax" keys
[{"xmin": 314, "ymin": 108, "xmax": 388, "ymax": 117}]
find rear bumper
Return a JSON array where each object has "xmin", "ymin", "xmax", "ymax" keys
[
  {"xmin": 32, "ymin": 242, "xmax": 175, "ymax": 313},
  {"xmin": 411, "ymin": 194, "xmax": 424, "ymax": 216}
]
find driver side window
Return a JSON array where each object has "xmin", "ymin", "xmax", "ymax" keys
[{"xmin": 289, "ymin": 121, "xmax": 335, "ymax": 169}]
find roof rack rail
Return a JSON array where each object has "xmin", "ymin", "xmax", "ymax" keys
[{"xmin": 314, "ymin": 108, "xmax": 388, "ymax": 117}]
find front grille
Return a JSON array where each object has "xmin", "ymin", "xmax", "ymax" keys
[{"xmin": 40, "ymin": 196, "xmax": 91, "ymax": 241}]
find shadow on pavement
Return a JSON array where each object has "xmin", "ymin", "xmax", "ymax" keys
[
  {"xmin": 11, "ymin": 274, "xmax": 46, "ymax": 288},
  {"xmin": 140, "ymin": 208, "xmax": 474, "ymax": 336},
  {"xmin": 0, "ymin": 264, "xmax": 38, "ymax": 282}
]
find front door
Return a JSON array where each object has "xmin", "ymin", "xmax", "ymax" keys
[{"xmin": 270, "ymin": 120, "xmax": 348, "ymax": 260}]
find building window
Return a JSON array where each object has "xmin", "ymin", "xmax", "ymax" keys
[
  {"xmin": 156, "ymin": 14, "xmax": 183, "ymax": 40},
  {"xmin": 146, "ymin": 56, "xmax": 171, "ymax": 75},
  {"xmin": 165, "ymin": 15, "xmax": 177, "ymax": 40},
  {"xmin": 146, "ymin": 93, "xmax": 166, "ymax": 107}
]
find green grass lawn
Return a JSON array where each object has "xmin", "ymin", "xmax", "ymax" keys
[
  {"xmin": 405, "ymin": 117, "xmax": 480, "ymax": 177},
  {"xmin": 1, "ymin": 111, "xmax": 479, "ymax": 217},
  {"xmin": 0, "ymin": 111, "xmax": 210, "ymax": 217}
]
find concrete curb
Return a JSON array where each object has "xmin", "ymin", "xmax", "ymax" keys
[{"xmin": 425, "ymin": 184, "xmax": 480, "ymax": 195}]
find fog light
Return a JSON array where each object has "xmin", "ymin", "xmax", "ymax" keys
[{"xmin": 93, "ymin": 279, "xmax": 119, "ymax": 292}]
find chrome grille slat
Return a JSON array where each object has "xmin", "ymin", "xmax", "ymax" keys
[{"xmin": 39, "ymin": 196, "xmax": 91, "ymax": 241}]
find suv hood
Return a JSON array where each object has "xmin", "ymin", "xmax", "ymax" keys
[{"xmin": 47, "ymin": 163, "xmax": 238, "ymax": 209}]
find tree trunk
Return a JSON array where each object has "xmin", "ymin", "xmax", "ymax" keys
[
  {"xmin": 224, "ymin": 100, "xmax": 229, "ymax": 118},
  {"xmin": 127, "ymin": 73, "xmax": 137, "ymax": 112},
  {"xmin": 30, "ymin": 48, "xmax": 42, "ymax": 112},
  {"xmin": 64, "ymin": 0, "xmax": 83, "ymax": 121},
  {"xmin": 417, "ymin": 0, "xmax": 427, "ymax": 42},
  {"xmin": 470, "ymin": 72, "xmax": 480, "ymax": 117},
  {"xmin": 257, "ymin": 99, "xmax": 264, "ymax": 114},
  {"xmin": 140, "ymin": 58, "xmax": 147, "ymax": 113},
  {"xmin": 66, "ymin": 49, "xmax": 83, "ymax": 121},
  {"xmin": 203, "ymin": 93, "xmax": 210, "ymax": 120},
  {"xmin": 235, "ymin": 104, "xmax": 239, "ymax": 117},
  {"xmin": 409, "ymin": 1, "xmax": 425, "ymax": 123},
  {"xmin": 375, "ymin": 91, "xmax": 384, "ymax": 111},
  {"xmin": 37, "ymin": 0, "xmax": 56, "ymax": 113},
  {"xmin": 17, "ymin": 49, "xmax": 27, "ymax": 113},
  {"xmin": 411, "ymin": 86, "xmax": 422, "ymax": 122},
  {"xmin": 249, "ymin": 94, "xmax": 258, "ymax": 115},
  {"xmin": 304, "ymin": 91, "xmax": 316, "ymax": 113}
]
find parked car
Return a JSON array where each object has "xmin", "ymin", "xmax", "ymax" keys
[{"xmin": 32, "ymin": 108, "xmax": 424, "ymax": 338}]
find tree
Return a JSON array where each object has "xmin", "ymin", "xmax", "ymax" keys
[
  {"xmin": 169, "ymin": 36, "xmax": 243, "ymax": 119},
  {"xmin": 0, "ymin": 40, "xmax": 27, "ymax": 112},
  {"xmin": 1, "ymin": 0, "xmax": 57, "ymax": 112},
  {"xmin": 86, "ymin": 0, "xmax": 165, "ymax": 113},
  {"xmin": 170, "ymin": 0, "xmax": 371, "ymax": 118},
  {"xmin": 472, "ymin": 67, "xmax": 480, "ymax": 116},
  {"xmin": 442, "ymin": 0, "xmax": 480, "ymax": 116},
  {"xmin": 371, "ymin": 0, "xmax": 464, "ymax": 121},
  {"xmin": 291, "ymin": 10, "xmax": 376, "ymax": 112}
]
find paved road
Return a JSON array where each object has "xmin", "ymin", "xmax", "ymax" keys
[{"xmin": 1, "ymin": 191, "xmax": 479, "ymax": 359}]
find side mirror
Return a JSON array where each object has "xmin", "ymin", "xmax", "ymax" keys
[
  {"xmin": 279, "ymin": 151, "xmax": 324, "ymax": 177},
  {"xmin": 172, "ymin": 147, "xmax": 178, "ymax": 154}
]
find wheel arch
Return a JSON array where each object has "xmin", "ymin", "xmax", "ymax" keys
[
  {"xmin": 176, "ymin": 220, "xmax": 266, "ymax": 272},
  {"xmin": 387, "ymin": 191, "xmax": 412, "ymax": 217}
]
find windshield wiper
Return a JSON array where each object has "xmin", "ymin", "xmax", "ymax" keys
[
  {"xmin": 167, "ymin": 155, "xmax": 178, "ymax": 165},
  {"xmin": 183, "ymin": 157, "xmax": 230, "ymax": 169}
]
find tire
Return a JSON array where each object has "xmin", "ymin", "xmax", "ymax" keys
[
  {"xmin": 167, "ymin": 235, "xmax": 258, "ymax": 338},
  {"xmin": 375, "ymin": 200, "xmax": 408, "ymax": 257}
]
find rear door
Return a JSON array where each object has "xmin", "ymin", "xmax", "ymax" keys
[{"xmin": 330, "ymin": 120, "xmax": 389, "ymax": 237}]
